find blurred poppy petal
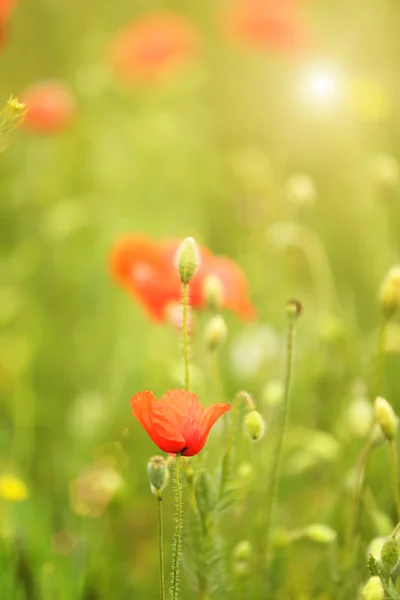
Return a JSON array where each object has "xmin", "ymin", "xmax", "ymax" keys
[{"xmin": 184, "ymin": 403, "xmax": 231, "ymax": 456}]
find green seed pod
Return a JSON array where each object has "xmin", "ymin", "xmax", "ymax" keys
[
  {"xmin": 233, "ymin": 540, "xmax": 252, "ymax": 562},
  {"xmin": 379, "ymin": 266, "xmax": 400, "ymax": 319},
  {"xmin": 375, "ymin": 396, "xmax": 398, "ymax": 441},
  {"xmin": 305, "ymin": 524, "xmax": 337, "ymax": 544},
  {"xmin": 244, "ymin": 410, "xmax": 265, "ymax": 442},
  {"xmin": 175, "ymin": 237, "xmax": 199, "ymax": 284},
  {"xmin": 381, "ymin": 537, "xmax": 399, "ymax": 574},
  {"xmin": 204, "ymin": 315, "xmax": 227, "ymax": 352},
  {"xmin": 361, "ymin": 576, "xmax": 384, "ymax": 600},
  {"xmin": 203, "ymin": 274, "xmax": 224, "ymax": 312},
  {"xmin": 286, "ymin": 298, "xmax": 303, "ymax": 321},
  {"xmin": 147, "ymin": 456, "xmax": 169, "ymax": 495}
]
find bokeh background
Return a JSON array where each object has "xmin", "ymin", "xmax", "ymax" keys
[{"xmin": 1, "ymin": 0, "xmax": 400, "ymax": 598}]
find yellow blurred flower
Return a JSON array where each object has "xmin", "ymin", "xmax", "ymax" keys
[
  {"xmin": 0, "ymin": 474, "xmax": 29, "ymax": 502},
  {"xmin": 346, "ymin": 77, "xmax": 390, "ymax": 122}
]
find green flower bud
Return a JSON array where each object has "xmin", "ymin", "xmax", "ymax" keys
[
  {"xmin": 244, "ymin": 410, "xmax": 265, "ymax": 442},
  {"xmin": 175, "ymin": 237, "xmax": 199, "ymax": 284},
  {"xmin": 367, "ymin": 537, "xmax": 387, "ymax": 562},
  {"xmin": 305, "ymin": 524, "xmax": 336, "ymax": 544},
  {"xmin": 203, "ymin": 275, "xmax": 224, "ymax": 312},
  {"xmin": 286, "ymin": 298, "xmax": 303, "ymax": 321},
  {"xmin": 379, "ymin": 266, "xmax": 400, "ymax": 319},
  {"xmin": 233, "ymin": 540, "xmax": 252, "ymax": 562},
  {"xmin": 375, "ymin": 396, "xmax": 398, "ymax": 441},
  {"xmin": 361, "ymin": 576, "xmax": 384, "ymax": 600},
  {"xmin": 381, "ymin": 537, "xmax": 399, "ymax": 574},
  {"xmin": 147, "ymin": 456, "xmax": 169, "ymax": 495},
  {"xmin": 204, "ymin": 315, "xmax": 227, "ymax": 352}
]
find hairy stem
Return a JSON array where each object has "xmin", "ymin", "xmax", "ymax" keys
[
  {"xmin": 182, "ymin": 283, "xmax": 191, "ymax": 391},
  {"xmin": 157, "ymin": 492, "xmax": 165, "ymax": 600},
  {"xmin": 170, "ymin": 455, "xmax": 183, "ymax": 600},
  {"xmin": 264, "ymin": 319, "xmax": 295, "ymax": 568},
  {"xmin": 389, "ymin": 440, "xmax": 400, "ymax": 523}
]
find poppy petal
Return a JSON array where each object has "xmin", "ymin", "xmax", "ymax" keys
[{"xmin": 183, "ymin": 402, "xmax": 231, "ymax": 456}]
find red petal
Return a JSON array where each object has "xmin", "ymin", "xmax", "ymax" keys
[
  {"xmin": 130, "ymin": 390, "xmax": 186, "ymax": 453},
  {"xmin": 183, "ymin": 402, "xmax": 231, "ymax": 456}
]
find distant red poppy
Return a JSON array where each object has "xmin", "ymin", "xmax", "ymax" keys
[
  {"xmin": 108, "ymin": 12, "xmax": 200, "ymax": 85},
  {"xmin": 21, "ymin": 81, "xmax": 76, "ymax": 134},
  {"xmin": 131, "ymin": 389, "xmax": 231, "ymax": 456},
  {"xmin": 222, "ymin": 0, "xmax": 309, "ymax": 54},
  {"xmin": 109, "ymin": 235, "xmax": 256, "ymax": 322},
  {"xmin": 0, "ymin": 0, "xmax": 16, "ymax": 24}
]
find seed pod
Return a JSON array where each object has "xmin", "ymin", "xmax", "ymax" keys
[{"xmin": 147, "ymin": 455, "xmax": 169, "ymax": 495}]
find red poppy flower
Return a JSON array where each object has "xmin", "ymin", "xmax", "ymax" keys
[
  {"xmin": 21, "ymin": 81, "xmax": 76, "ymax": 134},
  {"xmin": 222, "ymin": 0, "xmax": 309, "ymax": 54},
  {"xmin": 107, "ymin": 12, "xmax": 200, "ymax": 86},
  {"xmin": 109, "ymin": 235, "xmax": 256, "ymax": 322},
  {"xmin": 131, "ymin": 389, "xmax": 231, "ymax": 456},
  {"xmin": 0, "ymin": 0, "xmax": 16, "ymax": 24}
]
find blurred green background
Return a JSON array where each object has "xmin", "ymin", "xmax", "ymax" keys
[{"xmin": 1, "ymin": 0, "xmax": 400, "ymax": 598}]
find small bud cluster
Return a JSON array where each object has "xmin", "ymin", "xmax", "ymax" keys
[{"xmin": 232, "ymin": 540, "xmax": 252, "ymax": 580}]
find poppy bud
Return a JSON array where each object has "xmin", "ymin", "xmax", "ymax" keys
[
  {"xmin": 147, "ymin": 455, "xmax": 169, "ymax": 495},
  {"xmin": 244, "ymin": 410, "xmax": 265, "ymax": 442},
  {"xmin": 286, "ymin": 298, "xmax": 303, "ymax": 321},
  {"xmin": 375, "ymin": 396, "xmax": 398, "ymax": 441},
  {"xmin": 305, "ymin": 524, "xmax": 336, "ymax": 544},
  {"xmin": 176, "ymin": 237, "xmax": 199, "ymax": 284},
  {"xmin": 203, "ymin": 274, "xmax": 224, "ymax": 311},
  {"xmin": 361, "ymin": 576, "xmax": 384, "ymax": 600},
  {"xmin": 232, "ymin": 540, "xmax": 252, "ymax": 562},
  {"xmin": 367, "ymin": 536, "xmax": 387, "ymax": 562},
  {"xmin": 204, "ymin": 315, "xmax": 227, "ymax": 352},
  {"xmin": 379, "ymin": 266, "xmax": 400, "ymax": 319},
  {"xmin": 381, "ymin": 537, "xmax": 399, "ymax": 574}
]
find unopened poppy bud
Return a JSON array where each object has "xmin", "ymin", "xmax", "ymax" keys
[
  {"xmin": 204, "ymin": 315, "xmax": 227, "ymax": 351},
  {"xmin": 203, "ymin": 274, "xmax": 224, "ymax": 311},
  {"xmin": 244, "ymin": 410, "xmax": 265, "ymax": 442},
  {"xmin": 233, "ymin": 540, "xmax": 252, "ymax": 562},
  {"xmin": 361, "ymin": 576, "xmax": 384, "ymax": 600},
  {"xmin": 147, "ymin": 455, "xmax": 169, "ymax": 495},
  {"xmin": 381, "ymin": 537, "xmax": 399, "ymax": 574},
  {"xmin": 375, "ymin": 396, "xmax": 398, "ymax": 441},
  {"xmin": 176, "ymin": 237, "xmax": 198, "ymax": 284},
  {"xmin": 379, "ymin": 266, "xmax": 400, "ymax": 319},
  {"xmin": 305, "ymin": 524, "xmax": 336, "ymax": 544},
  {"xmin": 286, "ymin": 298, "xmax": 303, "ymax": 321}
]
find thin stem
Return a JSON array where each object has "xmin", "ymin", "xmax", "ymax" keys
[
  {"xmin": 170, "ymin": 455, "xmax": 182, "ymax": 600},
  {"xmin": 157, "ymin": 492, "xmax": 165, "ymax": 600},
  {"xmin": 375, "ymin": 318, "xmax": 387, "ymax": 397},
  {"xmin": 182, "ymin": 283, "xmax": 191, "ymax": 391},
  {"xmin": 345, "ymin": 437, "xmax": 373, "ymax": 556},
  {"xmin": 219, "ymin": 392, "xmax": 254, "ymax": 498},
  {"xmin": 264, "ymin": 319, "xmax": 295, "ymax": 568},
  {"xmin": 389, "ymin": 440, "xmax": 400, "ymax": 523}
]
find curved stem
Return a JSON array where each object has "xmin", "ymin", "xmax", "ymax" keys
[
  {"xmin": 389, "ymin": 440, "xmax": 400, "ymax": 523},
  {"xmin": 182, "ymin": 283, "xmax": 191, "ymax": 391},
  {"xmin": 345, "ymin": 437, "xmax": 373, "ymax": 555},
  {"xmin": 264, "ymin": 319, "xmax": 295, "ymax": 568},
  {"xmin": 157, "ymin": 492, "xmax": 165, "ymax": 600},
  {"xmin": 171, "ymin": 455, "xmax": 182, "ymax": 600}
]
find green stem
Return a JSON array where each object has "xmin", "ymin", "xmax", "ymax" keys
[
  {"xmin": 375, "ymin": 318, "xmax": 387, "ymax": 397},
  {"xmin": 170, "ymin": 455, "xmax": 182, "ymax": 600},
  {"xmin": 389, "ymin": 440, "xmax": 400, "ymax": 523},
  {"xmin": 182, "ymin": 283, "xmax": 191, "ymax": 392},
  {"xmin": 157, "ymin": 492, "xmax": 165, "ymax": 600},
  {"xmin": 220, "ymin": 392, "xmax": 254, "ymax": 498},
  {"xmin": 264, "ymin": 319, "xmax": 295, "ymax": 568}
]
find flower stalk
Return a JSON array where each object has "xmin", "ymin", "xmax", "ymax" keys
[
  {"xmin": 170, "ymin": 454, "xmax": 183, "ymax": 600},
  {"xmin": 157, "ymin": 491, "xmax": 165, "ymax": 600},
  {"xmin": 389, "ymin": 440, "xmax": 400, "ymax": 522},
  {"xmin": 182, "ymin": 283, "xmax": 191, "ymax": 391}
]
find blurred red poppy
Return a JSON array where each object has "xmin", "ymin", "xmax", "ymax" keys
[
  {"xmin": 108, "ymin": 12, "xmax": 200, "ymax": 85},
  {"xmin": 109, "ymin": 235, "xmax": 256, "ymax": 322},
  {"xmin": 131, "ymin": 389, "xmax": 230, "ymax": 456},
  {"xmin": 0, "ymin": 0, "xmax": 16, "ymax": 24},
  {"xmin": 222, "ymin": 0, "xmax": 309, "ymax": 54},
  {"xmin": 21, "ymin": 81, "xmax": 76, "ymax": 134}
]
